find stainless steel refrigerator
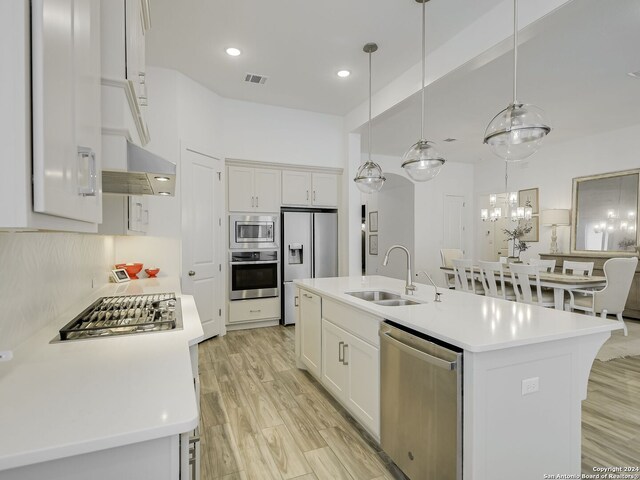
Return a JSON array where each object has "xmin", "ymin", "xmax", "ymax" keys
[{"xmin": 282, "ymin": 210, "xmax": 338, "ymax": 325}]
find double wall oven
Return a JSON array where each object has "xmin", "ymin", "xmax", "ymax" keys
[{"xmin": 228, "ymin": 215, "xmax": 280, "ymax": 301}]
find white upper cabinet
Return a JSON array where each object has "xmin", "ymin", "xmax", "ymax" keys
[
  {"xmin": 282, "ymin": 170, "xmax": 338, "ymax": 207},
  {"xmin": 30, "ymin": 0, "xmax": 102, "ymax": 225},
  {"xmin": 227, "ymin": 166, "xmax": 281, "ymax": 213}
]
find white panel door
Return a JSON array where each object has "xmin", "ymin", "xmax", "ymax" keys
[
  {"xmin": 321, "ymin": 319, "xmax": 347, "ymax": 401},
  {"xmin": 32, "ymin": 0, "xmax": 102, "ymax": 223},
  {"xmin": 312, "ymin": 173, "xmax": 338, "ymax": 207},
  {"xmin": 182, "ymin": 146, "xmax": 223, "ymax": 340},
  {"xmin": 300, "ymin": 291, "xmax": 322, "ymax": 377},
  {"xmin": 227, "ymin": 166, "xmax": 254, "ymax": 212},
  {"xmin": 253, "ymin": 168, "xmax": 281, "ymax": 212},
  {"xmin": 443, "ymin": 195, "xmax": 465, "ymax": 254},
  {"xmin": 282, "ymin": 170, "xmax": 312, "ymax": 206}
]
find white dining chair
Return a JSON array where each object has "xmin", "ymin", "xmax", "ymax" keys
[
  {"xmin": 509, "ymin": 263, "xmax": 555, "ymax": 307},
  {"xmin": 452, "ymin": 258, "xmax": 483, "ymax": 295},
  {"xmin": 562, "ymin": 260, "xmax": 594, "ymax": 276},
  {"xmin": 528, "ymin": 259, "xmax": 557, "ymax": 273},
  {"xmin": 567, "ymin": 257, "xmax": 638, "ymax": 336},
  {"xmin": 441, "ymin": 249, "xmax": 464, "ymax": 289},
  {"xmin": 478, "ymin": 261, "xmax": 515, "ymax": 300}
]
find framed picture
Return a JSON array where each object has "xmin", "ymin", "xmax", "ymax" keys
[
  {"xmin": 369, "ymin": 211, "xmax": 379, "ymax": 232},
  {"xmin": 111, "ymin": 268, "xmax": 130, "ymax": 283},
  {"xmin": 518, "ymin": 188, "xmax": 539, "ymax": 214},
  {"xmin": 519, "ymin": 217, "xmax": 539, "ymax": 242},
  {"xmin": 369, "ymin": 234, "xmax": 379, "ymax": 255}
]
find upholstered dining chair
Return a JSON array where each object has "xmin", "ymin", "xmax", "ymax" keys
[
  {"xmin": 452, "ymin": 258, "xmax": 483, "ymax": 294},
  {"xmin": 562, "ymin": 260, "xmax": 594, "ymax": 276},
  {"xmin": 509, "ymin": 263, "xmax": 555, "ymax": 307},
  {"xmin": 528, "ymin": 259, "xmax": 557, "ymax": 273},
  {"xmin": 478, "ymin": 261, "xmax": 515, "ymax": 300},
  {"xmin": 440, "ymin": 248, "xmax": 464, "ymax": 289},
  {"xmin": 567, "ymin": 257, "xmax": 638, "ymax": 336}
]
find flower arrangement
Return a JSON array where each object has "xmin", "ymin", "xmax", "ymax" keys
[{"xmin": 503, "ymin": 223, "xmax": 533, "ymax": 259}]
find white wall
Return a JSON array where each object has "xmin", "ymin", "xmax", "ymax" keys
[
  {"xmin": 0, "ymin": 233, "xmax": 114, "ymax": 350},
  {"xmin": 474, "ymin": 124, "xmax": 640, "ymax": 262},
  {"xmin": 356, "ymin": 154, "xmax": 475, "ymax": 287},
  {"xmin": 222, "ymin": 98, "xmax": 344, "ymax": 167}
]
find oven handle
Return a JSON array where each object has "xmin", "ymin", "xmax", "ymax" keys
[{"xmin": 230, "ymin": 260, "xmax": 279, "ymax": 265}]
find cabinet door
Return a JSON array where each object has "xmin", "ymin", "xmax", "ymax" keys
[
  {"xmin": 344, "ymin": 331, "xmax": 380, "ymax": 436},
  {"xmin": 282, "ymin": 171, "xmax": 312, "ymax": 206},
  {"xmin": 321, "ymin": 319, "xmax": 347, "ymax": 400},
  {"xmin": 227, "ymin": 166, "xmax": 254, "ymax": 212},
  {"xmin": 128, "ymin": 195, "xmax": 144, "ymax": 232},
  {"xmin": 300, "ymin": 291, "xmax": 322, "ymax": 377},
  {"xmin": 254, "ymin": 168, "xmax": 281, "ymax": 212},
  {"xmin": 311, "ymin": 173, "xmax": 338, "ymax": 207},
  {"xmin": 32, "ymin": 0, "xmax": 102, "ymax": 224}
]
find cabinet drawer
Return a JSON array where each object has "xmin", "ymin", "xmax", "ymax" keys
[
  {"xmin": 228, "ymin": 297, "xmax": 280, "ymax": 323},
  {"xmin": 322, "ymin": 298, "xmax": 381, "ymax": 347}
]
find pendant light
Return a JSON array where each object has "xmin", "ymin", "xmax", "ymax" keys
[
  {"xmin": 354, "ymin": 43, "xmax": 386, "ymax": 194},
  {"xmin": 401, "ymin": 0, "xmax": 445, "ymax": 182},
  {"xmin": 483, "ymin": 0, "xmax": 551, "ymax": 161}
]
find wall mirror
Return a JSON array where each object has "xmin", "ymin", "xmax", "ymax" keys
[{"xmin": 572, "ymin": 169, "xmax": 639, "ymax": 254}]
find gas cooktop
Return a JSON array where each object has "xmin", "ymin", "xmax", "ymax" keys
[{"xmin": 56, "ymin": 293, "xmax": 182, "ymax": 341}]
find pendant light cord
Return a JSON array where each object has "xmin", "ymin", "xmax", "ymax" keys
[
  {"xmin": 512, "ymin": 0, "xmax": 518, "ymax": 105},
  {"xmin": 368, "ymin": 49, "xmax": 372, "ymax": 163},
  {"xmin": 420, "ymin": 0, "xmax": 426, "ymax": 140}
]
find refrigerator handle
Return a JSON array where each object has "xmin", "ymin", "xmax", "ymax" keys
[{"xmin": 310, "ymin": 214, "xmax": 315, "ymax": 278}]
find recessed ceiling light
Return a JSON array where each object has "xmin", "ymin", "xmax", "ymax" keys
[
  {"xmin": 226, "ymin": 47, "xmax": 242, "ymax": 57},
  {"xmin": 155, "ymin": 176, "xmax": 170, "ymax": 182},
  {"xmin": 443, "ymin": 138, "xmax": 457, "ymax": 143},
  {"xmin": 158, "ymin": 192, "xmax": 171, "ymax": 196},
  {"xmin": 337, "ymin": 70, "xmax": 351, "ymax": 78},
  {"xmin": 628, "ymin": 71, "xmax": 640, "ymax": 79}
]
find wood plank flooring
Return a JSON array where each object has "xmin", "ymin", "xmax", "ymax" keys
[
  {"xmin": 199, "ymin": 325, "xmax": 640, "ymax": 479},
  {"xmin": 198, "ymin": 326, "xmax": 405, "ymax": 480}
]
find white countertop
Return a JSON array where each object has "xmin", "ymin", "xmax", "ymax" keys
[
  {"xmin": 295, "ymin": 275, "xmax": 621, "ymax": 352},
  {"xmin": 0, "ymin": 277, "xmax": 203, "ymax": 472}
]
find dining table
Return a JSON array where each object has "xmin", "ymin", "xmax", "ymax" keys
[{"xmin": 440, "ymin": 265, "xmax": 607, "ymax": 310}]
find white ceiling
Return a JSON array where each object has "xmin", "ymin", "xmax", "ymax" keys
[
  {"xmin": 146, "ymin": 0, "xmax": 505, "ymax": 115},
  {"xmin": 360, "ymin": 0, "xmax": 640, "ymax": 163}
]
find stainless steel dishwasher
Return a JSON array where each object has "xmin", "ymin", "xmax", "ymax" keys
[{"xmin": 380, "ymin": 321, "xmax": 463, "ymax": 480}]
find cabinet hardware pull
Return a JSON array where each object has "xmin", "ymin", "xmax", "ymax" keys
[
  {"xmin": 338, "ymin": 341, "xmax": 344, "ymax": 362},
  {"xmin": 77, "ymin": 147, "xmax": 97, "ymax": 197},
  {"xmin": 256, "ymin": 196, "xmax": 259, "ymax": 208},
  {"xmin": 250, "ymin": 309, "xmax": 262, "ymax": 313},
  {"xmin": 306, "ymin": 190, "xmax": 309, "ymax": 201},
  {"xmin": 303, "ymin": 293, "xmax": 313, "ymax": 299},
  {"xmin": 294, "ymin": 296, "xmax": 299, "ymax": 307},
  {"xmin": 313, "ymin": 190, "xmax": 316, "ymax": 202},
  {"xmin": 342, "ymin": 344, "xmax": 349, "ymax": 365},
  {"xmin": 188, "ymin": 270, "xmax": 196, "ymax": 276},
  {"xmin": 251, "ymin": 196, "xmax": 255, "ymax": 208}
]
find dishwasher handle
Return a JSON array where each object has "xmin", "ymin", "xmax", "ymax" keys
[{"xmin": 381, "ymin": 331, "xmax": 458, "ymax": 371}]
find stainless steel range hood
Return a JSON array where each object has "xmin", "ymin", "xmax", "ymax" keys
[{"xmin": 102, "ymin": 142, "xmax": 176, "ymax": 196}]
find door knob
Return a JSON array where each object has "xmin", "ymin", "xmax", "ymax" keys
[{"xmin": 188, "ymin": 270, "xmax": 196, "ymax": 276}]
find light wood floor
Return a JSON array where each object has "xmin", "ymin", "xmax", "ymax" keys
[{"xmin": 198, "ymin": 325, "xmax": 640, "ymax": 479}]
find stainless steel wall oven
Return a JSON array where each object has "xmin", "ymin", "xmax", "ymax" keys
[{"xmin": 229, "ymin": 250, "xmax": 279, "ymax": 300}]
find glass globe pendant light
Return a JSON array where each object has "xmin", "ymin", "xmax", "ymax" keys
[
  {"xmin": 354, "ymin": 43, "xmax": 386, "ymax": 194},
  {"xmin": 483, "ymin": 0, "xmax": 551, "ymax": 161},
  {"xmin": 401, "ymin": 0, "xmax": 445, "ymax": 182}
]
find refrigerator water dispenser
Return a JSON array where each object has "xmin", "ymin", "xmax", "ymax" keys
[{"xmin": 288, "ymin": 243, "xmax": 303, "ymax": 264}]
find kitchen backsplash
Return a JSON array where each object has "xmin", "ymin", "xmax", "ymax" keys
[{"xmin": 0, "ymin": 232, "xmax": 115, "ymax": 350}]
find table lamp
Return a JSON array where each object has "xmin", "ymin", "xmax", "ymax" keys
[{"xmin": 541, "ymin": 209, "xmax": 571, "ymax": 254}]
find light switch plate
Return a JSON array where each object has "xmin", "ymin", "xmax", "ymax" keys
[
  {"xmin": 522, "ymin": 377, "xmax": 539, "ymax": 396},
  {"xmin": 0, "ymin": 350, "xmax": 13, "ymax": 362}
]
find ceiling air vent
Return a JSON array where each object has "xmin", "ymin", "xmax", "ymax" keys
[{"xmin": 244, "ymin": 73, "xmax": 268, "ymax": 85}]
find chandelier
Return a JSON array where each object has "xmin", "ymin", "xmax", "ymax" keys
[{"xmin": 480, "ymin": 163, "xmax": 532, "ymax": 222}]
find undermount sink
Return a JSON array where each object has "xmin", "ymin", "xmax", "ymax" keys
[
  {"xmin": 346, "ymin": 290, "xmax": 423, "ymax": 306},
  {"xmin": 346, "ymin": 290, "xmax": 401, "ymax": 302}
]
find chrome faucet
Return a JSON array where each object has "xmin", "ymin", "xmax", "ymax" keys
[
  {"xmin": 417, "ymin": 271, "xmax": 442, "ymax": 302},
  {"xmin": 383, "ymin": 245, "xmax": 416, "ymax": 295}
]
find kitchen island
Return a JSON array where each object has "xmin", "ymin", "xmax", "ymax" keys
[
  {"xmin": 0, "ymin": 278, "xmax": 203, "ymax": 480},
  {"xmin": 294, "ymin": 275, "xmax": 620, "ymax": 480}
]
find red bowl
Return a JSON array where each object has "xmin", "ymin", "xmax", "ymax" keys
[
  {"xmin": 145, "ymin": 268, "xmax": 160, "ymax": 278},
  {"xmin": 115, "ymin": 263, "xmax": 143, "ymax": 279}
]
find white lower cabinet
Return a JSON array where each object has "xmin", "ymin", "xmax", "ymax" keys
[
  {"xmin": 321, "ymin": 318, "xmax": 380, "ymax": 437},
  {"xmin": 299, "ymin": 291, "xmax": 322, "ymax": 378},
  {"xmin": 228, "ymin": 297, "xmax": 280, "ymax": 324}
]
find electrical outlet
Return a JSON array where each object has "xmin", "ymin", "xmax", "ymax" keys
[
  {"xmin": 522, "ymin": 377, "xmax": 539, "ymax": 396},
  {"xmin": 0, "ymin": 350, "xmax": 13, "ymax": 362}
]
